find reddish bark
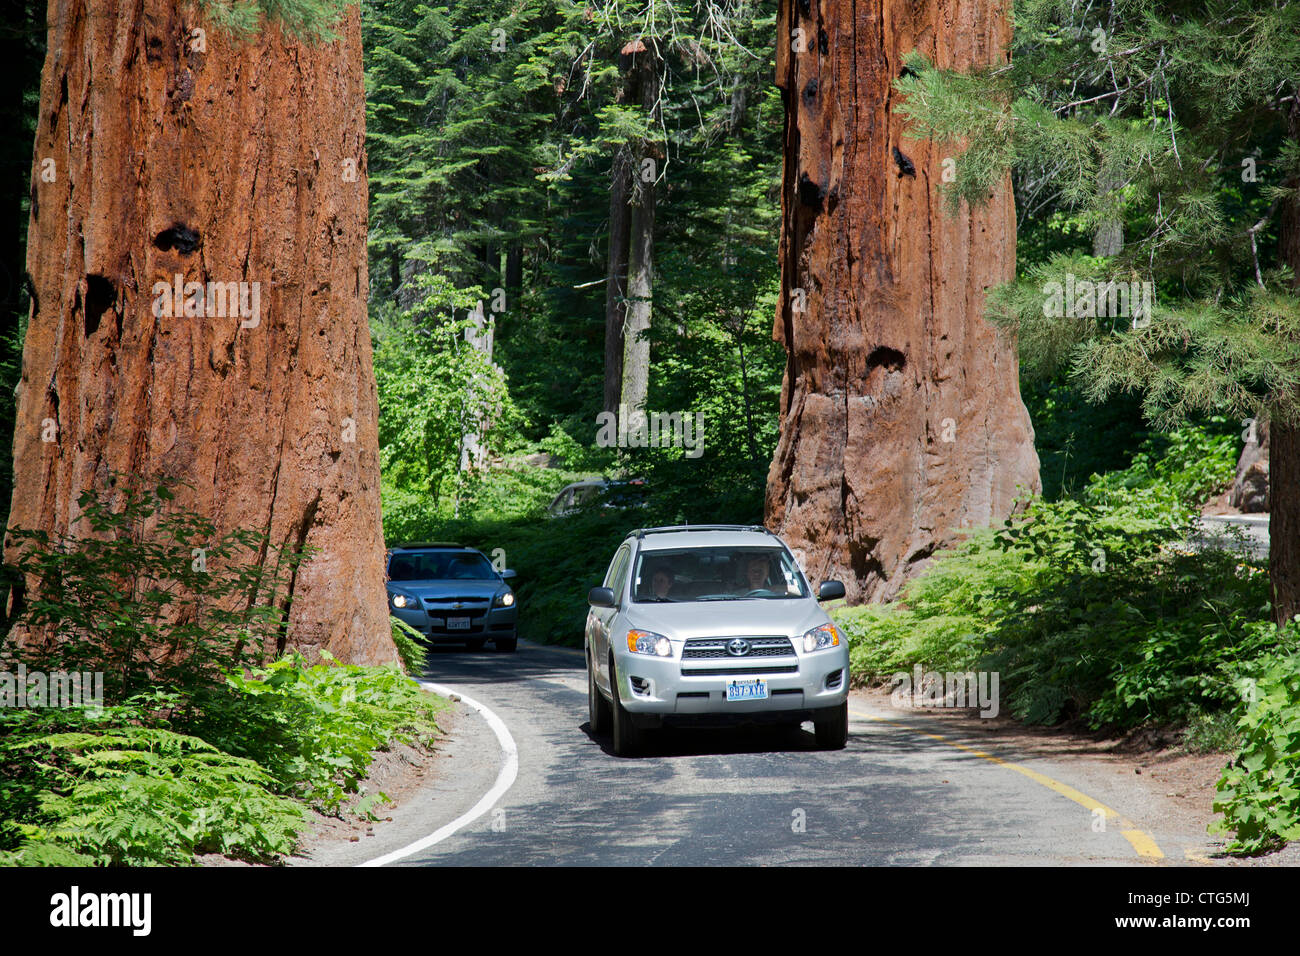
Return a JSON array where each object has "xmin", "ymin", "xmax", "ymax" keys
[
  {"xmin": 767, "ymin": 0, "xmax": 1040, "ymax": 602},
  {"xmin": 8, "ymin": 3, "xmax": 394, "ymax": 664}
]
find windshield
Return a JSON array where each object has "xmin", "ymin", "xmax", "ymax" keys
[
  {"xmin": 387, "ymin": 551, "xmax": 498, "ymax": 582},
  {"xmin": 631, "ymin": 546, "xmax": 808, "ymax": 603}
]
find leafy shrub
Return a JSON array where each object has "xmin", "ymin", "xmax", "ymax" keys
[
  {"xmin": 2, "ymin": 478, "xmax": 306, "ymax": 701},
  {"xmin": 390, "ymin": 616, "xmax": 429, "ymax": 675},
  {"xmin": 183, "ymin": 653, "xmax": 447, "ymax": 811},
  {"xmin": 1212, "ymin": 645, "xmax": 1300, "ymax": 854},
  {"xmin": 1182, "ymin": 707, "xmax": 1243, "ymax": 755},
  {"xmin": 0, "ymin": 658, "xmax": 449, "ymax": 865},
  {"xmin": 836, "ymin": 421, "xmax": 1271, "ymax": 731},
  {"xmin": 0, "ymin": 702, "xmax": 305, "ymax": 866}
]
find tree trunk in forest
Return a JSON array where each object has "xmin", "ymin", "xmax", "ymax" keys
[
  {"xmin": 505, "ymin": 244, "xmax": 523, "ymax": 312},
  {"xmin": 619, "ymin": 49, "xmax": 658, "ymax": 420},
  {"xmin": 7, "ymin": 3, "xmax": 395, "ymax": 664},
  {"xmin": 1092, "ymin": 164, "xmax": 1124, "ymax": 258},
  {"xmin": 1269, "ymin": 101, "xmax": 1300, "ymax": 627},
  {"xmin": 604, "ymin": 149, "xmax": 631, "ymax": 416},
  {"xmin": 767, "ymin": 0, "xmax": 1040, "ymax": 602}
]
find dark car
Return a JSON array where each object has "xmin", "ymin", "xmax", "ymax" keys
[
  {"xmin": 386, "ymin": 544, "xmax": 518, "ymax": 652},
  {"xmin": 546, "ymin": 477, "xmax": 649, "ymax": 518}
]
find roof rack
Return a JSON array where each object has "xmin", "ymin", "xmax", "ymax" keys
[
  {"xmin": 389, "ymin": 541, "xmax": 467, "ymax": 550},
  {"xmin": 632, "ymin": 524, "xmax": 774, "ymax": 539}
]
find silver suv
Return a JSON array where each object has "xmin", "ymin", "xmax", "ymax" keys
[{"xmin": 585, "ymin": 525, "xmax": 850, "ymax": 756}]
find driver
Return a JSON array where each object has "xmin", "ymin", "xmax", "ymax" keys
[
  {"xmin": 738, "ymin": 555, "xmax": 771, "ymax": 594},
  {"xmin": 650, "ymin": 568, "xmax": 675, "ymax": 600}
]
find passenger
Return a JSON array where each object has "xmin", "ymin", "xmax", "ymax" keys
[{"xmin": 651, "ymin": 568, "xmax": 675, "ymax": 600}]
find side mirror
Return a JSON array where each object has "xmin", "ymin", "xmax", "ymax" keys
[
  {"xmin": 817, "ymin": 580, "xmax": 846, "ymax": 602},
  {"xmin": 588, "ymin": 586, "xmax": 617, "ymax": 608},
  {"xmin": 500, "ymin": 569, "xmax": 517, "ymax": 581}
]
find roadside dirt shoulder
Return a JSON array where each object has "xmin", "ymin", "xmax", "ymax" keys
[{"xmin": 851, "ymin": 686, "xmax": 1299, "ymax": 866}]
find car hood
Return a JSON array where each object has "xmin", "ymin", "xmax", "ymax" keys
[
  {"xmin": 622, "ymin": 598, "xmax": 827, "ymax": 641},
  {"xmin": 387, "ymin": 579, "xmax": 505, "ymax": 600}
]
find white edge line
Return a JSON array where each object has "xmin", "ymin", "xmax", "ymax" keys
[{"xmin": 357, "ymin": 681, "xmax": 519, "ymax": 867}]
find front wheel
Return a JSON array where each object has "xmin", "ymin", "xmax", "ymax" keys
[
  {"xmin": 609, "ymin": 657, "xmax": 644, "ymax": 757},
  {"xmin": 495, "ymin": 636, "xmax": 517, "ymax": 653},
  {"xmin": 588, "ymin": 651, "xmax": 611, "ymax": 735},
  {"xmin": 814, "ymin": 701, "xmax": 848, "ymax": 750}
]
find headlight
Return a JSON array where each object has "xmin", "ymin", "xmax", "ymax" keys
[
  {"xmin": 391, "ymin": 592, "xmax": 419, "ymax": 609},
  {"xmin": 801, "ymin": 623, "xmax": 840, "ymax": 652},
  {"xmin": 626, "ymin": 629, "xmax": 672, "ymax": 657},
  {"xmin": 494, "ymin": 591, "xmax": 515, "ymax": 607}
]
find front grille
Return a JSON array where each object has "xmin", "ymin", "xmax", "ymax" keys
[
  {"xmin": 682, "ymin": 636, "xmax": 795, "ymax": 660},
  {"xmin": 680, "ymin": 664, "xmax": 799, "ymax": 677}
]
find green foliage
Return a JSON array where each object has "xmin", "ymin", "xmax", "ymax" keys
[
  {"xmin": 389, "ymin": 616, "xmax": 429, "ymax": 675},
  {"xmin": 0, "ymin": 658, "xmax": 449, "ymax": 865},
  {"xmin": 2, "ymin": 478, "xmax": 306, "ymax": 703},
  {"xmin": 894, "ymin": 1, "xmax": 1300, "ymax": 430},
  {"xmin": 0, "ymin": 482, "xmax": 445, "ymax": 864},
  {"xmin": 364, "ymin": 0, "xmax": 784, "ymax": 534},
  {"xmin": 835, "ymin": 423, "xmax": 1269, "ymax": 730},
  {"xmin": 372, "ymin": 274, "xmax": 520, "ymax": 512},
  {"xmin": 1212, "ymin": 644, "xmax": 1300, "ymax": 854},
  {"xmin": 1022, "ymin": 374, "xmax": 1152, "ymax": 500},
  {"xmin": 184, "ymin": 653, "xmax": 447, "ymax": 811},
  {"xmin": 0, "ymin": 702, "xmax": 306, "ymax": 866},
  {"xmin": 1182, "ymin": 707, "xmax": 1243, "ymax": 756},
  {"xmin": 199, "ymin": 0, "xmax": 354, "ymax": 41}
]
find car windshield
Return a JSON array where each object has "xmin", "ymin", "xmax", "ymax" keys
[
  {"xmin": 631, "ymin": 546, "xmax": 808, "ymax": 603},
  {"xmin": 388, "ymin": 551, "xmax": 498, "ymax": 581}
]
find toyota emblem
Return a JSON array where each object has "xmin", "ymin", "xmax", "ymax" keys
[{"xmin": 726, "ymin": 638, "xmax": 751, "ymax": 657}]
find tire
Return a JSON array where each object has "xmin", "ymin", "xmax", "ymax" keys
[
  {"xmin": 814, "ymin": 701, "xmax": 848, "ymax": 750},
  {"xmin": 495, "ymin": 636, "xmax": 517, "ymax": 653},
  {"xmin": 609, "ymin": 657, "xmax": 643, "ymax": 757},
  {"xmin": 588, "ymin": 650, "xmax": 611, "ymax": 735},
  {"xmin": 466, "ymin": 638, "xmax": 486, "ymax": 651}
]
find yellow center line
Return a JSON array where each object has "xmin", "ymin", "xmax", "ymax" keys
[{"xmin": 851, "ymin": 708, "xmax": 1164, "ymax": 860}]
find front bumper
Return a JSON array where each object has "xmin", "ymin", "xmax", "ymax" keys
[
  {"xmin": 612, "ymin": 644, "xmax": 849, "ymax": 724},
  {"xmin": 392, "ymin": 603, "xmax": 517, "ymax": 642}
]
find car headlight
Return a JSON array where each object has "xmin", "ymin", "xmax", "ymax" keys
[
  {"xmin": 494, "ymin": 591, "xmax": 515, "ymax": 607},
  {"xmin": 626, "ymin": 629, "xmax": 672, "ymax": 657},
  {"xmin": 391, "ymin": 592, "xmax": 419, "ymax": 610},
  {"xmin": 801, "ymin": 623, "xmax": 840, "ymax": 652}
]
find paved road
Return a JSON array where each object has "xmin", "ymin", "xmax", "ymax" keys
[
  {"xmin": 1191, "ymin": 515, "xmax": 1270, "ymax": 561},
  {"xmin": 376, "ymin": 641, "xmax": 1220, "ymax": 867}
]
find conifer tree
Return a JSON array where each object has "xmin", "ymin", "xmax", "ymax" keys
[{"xmin": 894, "ymin": 0, "xmax": 1300, "ymax": 623}]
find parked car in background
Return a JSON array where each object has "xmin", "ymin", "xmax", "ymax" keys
[
  {"xmin": 546, "ymin": 477, "xmax": 649, "ymax": 518},
  {"xmin": 585, "ymin": 524, "xmax": 849, "ymax": 756},
  {"xmin": 386, "ymin": 543, "xmax": 518, "ymax": 652}
]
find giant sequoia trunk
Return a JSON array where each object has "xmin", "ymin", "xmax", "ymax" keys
[
  {"xmin": 8, "ymin": 2, "xmax": 395, "ymax": 664},
  {"xmin": 767, "ymin": 0, "xmax": 1040, "ymax": 602}
]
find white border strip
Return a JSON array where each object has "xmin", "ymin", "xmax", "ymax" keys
[{"xmin": 358, "ymin": 681, "xmax": 519, "ymax": 867}]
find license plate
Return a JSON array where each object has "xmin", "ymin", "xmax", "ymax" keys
[
  {"xmin": 447, "ymin": 617, "xmax": 471, "ymax": 630},
  {"xmin": 726, "ymin": 678, "xmax": 769, "ymax": 702}
]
